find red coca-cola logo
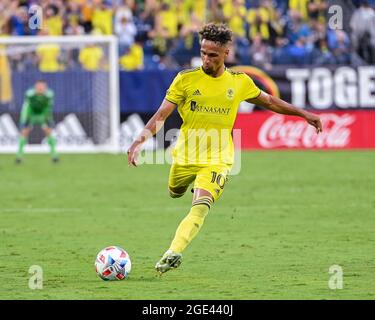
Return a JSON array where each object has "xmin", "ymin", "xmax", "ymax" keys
[{"xmin": 258, "ymin": 113, "xmax": 356, "ymax": 148}]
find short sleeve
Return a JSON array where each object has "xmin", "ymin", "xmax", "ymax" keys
[
  {"xmin": 240, "ymin": 74, "xmax": 261, "ymax": 101},
  {"xmin": 165, "ymin": 73, "xmax": 185, "ymax": 106},
  {"xmin": 24, "ymin": 89, "xmax": 33, "ymax": 101}
]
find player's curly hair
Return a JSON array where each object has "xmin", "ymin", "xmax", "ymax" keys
[{"xmin": 199, "ymin": 23, "xmax": 233, "ymax": 46}]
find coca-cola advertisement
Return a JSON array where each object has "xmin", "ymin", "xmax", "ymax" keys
[{"xmin": 234, "ymin": 110, "xmax": 375, "ymax": 149}]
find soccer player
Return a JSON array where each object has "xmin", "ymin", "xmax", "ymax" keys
[
  {"xmin": 16, "ymin": 80, "xmax": 59, "ymax": 163},
  {"xmin": 127, "ymin": 23, "xmax": 322, "ymax": 274}
]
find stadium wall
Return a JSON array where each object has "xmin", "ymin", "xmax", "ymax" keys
[
  {"xmin": 119, "ymin": 65, "xmax": 375, "ymax": 150},
  {"xmin": 1, "ymin": 66, "xmax": 374, "ymax": 151},
  {"xmin": 119, "ymin": 65, "xmax": 375, "ymax": 112}
]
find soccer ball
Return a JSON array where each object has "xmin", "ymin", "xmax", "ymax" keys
[{"xmin": 95, "ymin": 246, "xmax": 131, "ymax": 281}]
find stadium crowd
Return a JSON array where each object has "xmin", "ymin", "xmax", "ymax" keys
[{"xmin": 0, "ymin": 0, "xmax": 374, "ymax": 71}]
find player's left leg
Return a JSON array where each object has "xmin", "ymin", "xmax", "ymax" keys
[
  {"xmin": 16, "ymin": 126, "xmax": 31, "ymax": 163},
  {"xmin": 42, "ymin": 123, "xmax": 58, "ymax": 162},
  {"xmin": 168, "ymin": 163, "xmax": 197, "ymax": 198},
  {"xmin": 155, "ymin": 164, "xmax": 230, "ymax": 274},
  {"xmin": 169, "ymin": 188, "xmax": 213, "ymax": 253},
  {"xmin": 155, "ymin": 189, "xmax": 214, "ymax": 274}
]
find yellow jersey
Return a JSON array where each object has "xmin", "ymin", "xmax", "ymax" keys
[
  {"xmin": 36, "ymin": 44, "xmax": 61, "ymax": 72},
  {"xmin": 79, "ymin": 46, "xmax": 104, "ymax": 71},
  {"xmin": 165, "ymin": 67, "xmax": 261, "ymax": 165}
]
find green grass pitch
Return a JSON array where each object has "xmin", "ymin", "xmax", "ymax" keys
[{"xmin": 0, "ymin": 151, "xmax": 374, "ymax": 300}]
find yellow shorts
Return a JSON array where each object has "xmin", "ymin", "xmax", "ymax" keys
[{"xmin": 168, "ymin": 163, "xmax": 232, "ymax": 202}]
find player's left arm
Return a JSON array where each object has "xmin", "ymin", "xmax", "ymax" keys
[
  {"xmin": 46, "ymin": 90, "xmax": 55, "ymax": 122},
  {"xmin": 247, "ymin": 91, "xmax": 323, "ymax": 133},
  {"xmin": 20, "ymin": 92, "xmax": 31, "ymax": 125},
  {"xmin": 127, "ymin": 99, "xmax": 177, "ymax": 166}
]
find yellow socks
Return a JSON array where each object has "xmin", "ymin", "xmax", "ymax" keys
[{"xmin": 169, "ymin": 203, "xmax": 210, "ymax": 254}]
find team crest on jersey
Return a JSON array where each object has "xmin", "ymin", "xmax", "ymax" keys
[{"xmin": 227, "ymin": 88, "xmax": 234, "ymax": 100}]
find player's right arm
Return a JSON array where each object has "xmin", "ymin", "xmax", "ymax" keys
[
  {"xmin": 127, "ymin": 99, "xmax": 177, "ymax": 166},
  {"xmin": 19, "ymin": 92, "xmax": 31, "ymax": 126},
  {"xmin": 128, "ymin": 72, "xmax": 185, "ymax": 166}
]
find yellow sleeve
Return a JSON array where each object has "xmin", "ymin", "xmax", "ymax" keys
[
  {"xmin": 165, "ymin": 73, "xmax": 185, "ymax": 105},
  {"xmin": 240, "ymin": 74, "xmax": 261, "ymax": 101}
]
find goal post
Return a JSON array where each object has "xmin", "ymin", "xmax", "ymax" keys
[{"xmin": 0, "ymin": 35, "xmax": 120, "ymax": 153}]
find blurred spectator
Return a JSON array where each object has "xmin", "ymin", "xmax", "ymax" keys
[
  {"xmin": 119, "ymin": 40, "xmax": 144, "ymax": 70},
  {"xmin": 249, "ymin": 34, "xmax": 273, "ymax": 70},
  {"xmin": 0, "ymin": 0, "xmax": 371, "ymax": 70},
  {"xmin": 174, "ymin": 0, "xmax": 192, "ymax": 29},
  {"xmin": 114, "ymin": 0, "xmax": 134, "ymax": 24},
  {"xmin": 35, "ymin": 30, "xmax": 62, "ymax": 72},
  {"xmin": 65, "ymin": 1, "xmax": 85, "ymax": 35},
  {"xmin": 157, "ymin": 3, "xmax": 179, "ymax": 39},
  {"xmin": 172, "ymin": 12, "xmax": 202, "ymax": 67},
  {"xmin": 115, "ymin": 16, "xmax": 137, "ymax": 53},
  {"xmin": 80, "ymin": 0, "xmax": 94, "ymax": 33},
  {"xmin": 263, "ymin": 0, "xmax": 286, "ymax": 46},
  {"xmin": 222, "ymin": 0, "xmax": 247, "ymax": 39},
  {"xmin": 65, "ymin": 15, "xmax": 85, "ymax": 35},
  {"xmin": 308, "ymin": 0, "xmax": 328, "ymax": 24},
  {"xmin": 286, "ymin": 36, "xmax": 311, "ymax": 65},
  {"xmin": 92, "ymin": 0, "xmax": 114, "ymax": 35},
  {"xmin": 79, "ymin": 42, "xmax": 105, "ymax": 71},
  {"xmin": 0, "ymin": 22, "xmax": 13, "ymax": 105},
  {"xmin": 44, "ymin": 3, "xmax": 63, "ymax": 35},
  {"xmin": 10, "ymin": 5, "xmax": 36, "ymax": 36},
  {"xmin": 314, "ymin": 40, "xmax": 335, "ymax": 64},
  {"xmin": 209, "ymin": 0, "xmax": 226, "ymax": 23},
  {"xmin": 247, "ymin": 2, "xmax": 271, "ymax": 43},
  {"xmin": 286, "ymin": 10, "xmax": 313, "ymax": 46},
  {"xmin": 289, "ymin": 0, "xmax": 310, "ymax": 22},
  {"xmin": 190, "ymin": 0, "xmax": 206, "ymax": 23},
  {"xmin": 350, "ymin": 0, "xmax": 375, "ymax": 64},
  {"xmin": 327, "ymin": 29, "xmax": 351, "ymax": 64},
  {"xmin": 134, "ymin": 0, "xmax": 157, "ymax": 43}
]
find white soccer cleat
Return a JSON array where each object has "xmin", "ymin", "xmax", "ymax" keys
[{"xmin": 155, "ymin": 250, "xmax": 182, "ymax": 274}]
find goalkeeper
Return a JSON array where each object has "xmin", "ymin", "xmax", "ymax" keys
[{"xmin": 16, "ymin": 80, "xmax": 59, "ymax": 163}]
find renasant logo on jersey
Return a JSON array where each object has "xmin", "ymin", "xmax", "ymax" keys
[{"xmin": 190, "ymin": 101, "xmax": 230, "ymax": 115}]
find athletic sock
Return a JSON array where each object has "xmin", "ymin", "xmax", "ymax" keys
[
  {"xmin": 169, "ymin": 203, "xmax": 210, "ymax": 254},
  {"xmin": 47, "ymin": 135, "xmax": 57, "ymax": 158},
  {"xmin": 17, "ymin": 136, "xmax": 27, "ymax": 158}
]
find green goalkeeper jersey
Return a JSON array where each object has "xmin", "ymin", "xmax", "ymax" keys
[{"xmin": 20, "ymin": 88, "xmax": 54, "ymax": 124}]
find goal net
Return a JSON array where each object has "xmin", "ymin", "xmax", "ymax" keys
[{"xmin": 0, "ymin": 35, "xmax": 119, "ymax": 153}]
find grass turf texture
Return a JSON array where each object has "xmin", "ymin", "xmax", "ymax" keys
[{"xmin": 0, "ymin": 151, "xmax": 374, "ymax": 300}]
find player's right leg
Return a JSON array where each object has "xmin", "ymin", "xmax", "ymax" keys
[
  {"xmin": 155, "ymin": 164, "xmax": 198, "ymax": 274},
  {"xmin": 155, "ymin": 188, "xmax": 214, "ymax": 275},
  {"xmin": 168, "ymin": 163, "xmax": 197, "ymax": 198},
  {"xmin": 16, "ymin": 125, "xmax": 31, "ymax": 164}
]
